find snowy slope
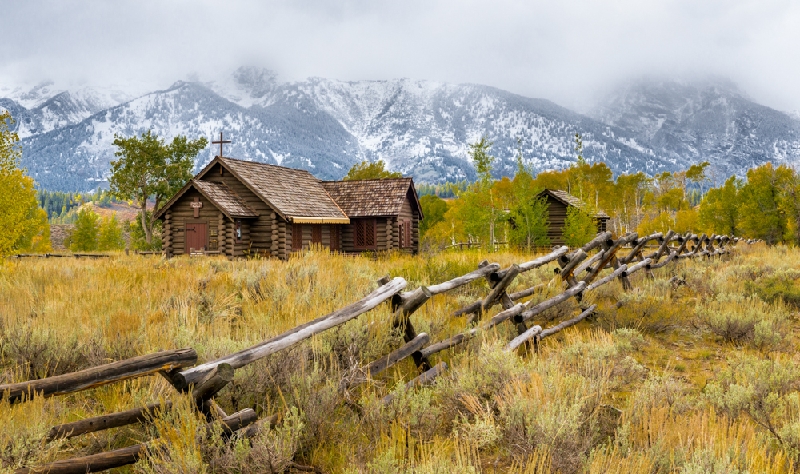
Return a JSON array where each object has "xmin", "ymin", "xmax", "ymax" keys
[
  {"xmin": 591, "ymin": 79, "xmax": 800, "ymax": 178},
  {"xmin": 4, "ymin": 69, "xmax": 799, "ymax": 191}
]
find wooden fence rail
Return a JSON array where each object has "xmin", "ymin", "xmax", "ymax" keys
[{"xmin": 11, "ymin": 231, "xmax": 752, "ymax": 473}]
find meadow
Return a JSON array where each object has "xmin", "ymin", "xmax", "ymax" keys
[{"xmin": 2, "ymin": 243, "xmax": 800, "ymax": 473}]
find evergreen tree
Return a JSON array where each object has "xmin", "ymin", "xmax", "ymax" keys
[
  {"xmin": 70, "ymin": 208, "xmax": 100, "ymax": 252},
  {"xmin": 562, "ymin": 206, "xmax": 596, "ymax": 247},
  {"xmin": 98, "ymin": 213, "xmax": 125, "ymax": 251}
]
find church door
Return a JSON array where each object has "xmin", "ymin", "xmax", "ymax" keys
[{"xmin": 186, "ymin": 223, "xmax": 207, "ymax": 253}]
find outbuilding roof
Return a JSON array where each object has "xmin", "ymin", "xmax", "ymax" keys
[
  {"xmin": 539, "ymin": 189, "xmax": 610, "ymax": 219},
  {"xmin": 321, "ymin": 178, "xmax": 423, "ymax": 218}
]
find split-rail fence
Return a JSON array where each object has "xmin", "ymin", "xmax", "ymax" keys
[{"xmin": 1, "ymin": 231, "xmax": 753, "ymax": 473}]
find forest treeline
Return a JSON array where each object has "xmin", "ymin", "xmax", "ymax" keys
[{"xmin": 419, "ymin": 135, "xmax": 800, "ymax": 249}]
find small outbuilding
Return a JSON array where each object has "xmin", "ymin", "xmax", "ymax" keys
[
  {"xmin": 154, "ymin": 156, "xmax": 423, "ymax": 258},
  {"xmin": 537, "ymin": 189, "xmax": 610, "ymax": 246}
]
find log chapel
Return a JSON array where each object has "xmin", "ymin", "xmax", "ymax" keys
[{"xmin": 154, "ymin": 156, "xmax": 423, "ymax": 258}]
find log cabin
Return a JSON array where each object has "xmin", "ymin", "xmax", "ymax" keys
[
  {"xmin": 538, "ymin": 189, "xmax": 610, "ymax": 246},
  {"xmin": 154, "ymin": 156, "xmax": 423, "ymax": 258}
]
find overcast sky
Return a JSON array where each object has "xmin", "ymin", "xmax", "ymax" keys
[{"xmin": 1, "ymin": 0, "xmax": 799, "ymax": 112}]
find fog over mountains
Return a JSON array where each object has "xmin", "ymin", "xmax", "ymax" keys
[{"xmin": 2, "ymin": 67, "xmax": 799, "ymax": 191}]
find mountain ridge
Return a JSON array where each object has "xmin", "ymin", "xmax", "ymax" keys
[{"xmin": 3, "ymin": 69, "xmax": 799, "ymax": 191}]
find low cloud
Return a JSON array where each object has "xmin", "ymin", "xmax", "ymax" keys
[{"xmin": 1, "ymin": 0, "xmax": 798, "ymax": 111}]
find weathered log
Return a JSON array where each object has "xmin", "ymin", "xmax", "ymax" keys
[
  {"xmin": 47, "ymin": 403, "xmax": 172, "ymax": 441},
  {"xmin": 560, "ymin": 249, "xmax": 587, "ymax": 276},
  {"xmin": 508, "ymin": 284, "xmax": 546, "ymax": 301},
  {"xmin": 620, "ymin": 233, "xmax": 661, "ymax": 264},
  {"xmin": 586, "ymin": 264, "xmax": 627, "ymax": 291},
  {"xmin": 573, "ymin": 250, "xmax": 606, "ymax": 277},
  {"xmin": 176, "ymin": 277, "xmax": 407, "ymax": 388},
  {"xmin": 419, "ymin": 330, "xmax": 478, "ymax": 358},
  {"xmin": 239, "ymin": 414, "xmax": 279, "ymax": 438},
  {"xmin": 582, "ymin": 234, "xmax": 637, "ymax": 285},
  {"xmin": 621, "ymin": 258, "xmax": 652, "ymax": 277},
  {"xmin": 483, "ymin": 264, "xmax": 519, "ymax": 310},
  {"xmin": 426, "ymin": 264, "xmax": 500, "ymax": 295},
  {"xmin": 518, "ymin": 246, "xmax": 569, "ymax": 272},
  {"xmin": 394, "ymin": 286, "xmax": 432, "ymax": 317},
  {"xmin": 646, "ymin": 230, "xmax": 676, "ymax": 261},
  {"xmin": 539, "ymin": 304, "xmax": 598, "ymax": 339},
  {"xmin": 15, "ymin": 444, "xmax": 146, "ymax": 474},
  {"xmin": 504, "ymin": 325, "xmax": 542, "ymax": 352},
  {"xmin": 518, "ymin": 281, "xmax": 586, "ymax": 323},
  {"xmin": 423, "ymin": 302, "xmax": 528, "ymax": 358},
  {"xmin": 0, "ymin": 348, "xmax": 198, "ymax": 403},
  {"xmin": 364, "ymin": 333, "xmax": 430, "ymax": 379},
  {"xmin": 20, "ymin": 409, "xmax": 259, "ymax": 474},
  {"xmin": 647, "ymin": 250, "xmax": 677, "ymax": 270},
  {"xmin": 382, "ymin": 362, "xmax": 447, "ymax": 404},
  {"xmin": 218, "ymin": 408, "xmax": 258, "ymax": 435},
  {"xmin": 576, "ymin": 231, "xmax": 613, "ymax": 255},
  {"xmin": 192, "ymin": 363, "xmax": 234, "ymax": 406}
]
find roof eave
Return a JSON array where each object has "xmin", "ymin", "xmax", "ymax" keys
[{"xmin": 290, "ymin": 216, "xmax": 350, "ymax": 224}]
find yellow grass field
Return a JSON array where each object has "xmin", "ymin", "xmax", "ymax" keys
[{"xmin": 2, "ymin": 244, "xmax": 800, "ymax": 473}]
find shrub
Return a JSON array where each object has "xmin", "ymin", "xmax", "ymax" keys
[
  {"xmin": 746, "ymin": 272, "xmax": 800, "ymax": 309},
  {"xmin": 695, "ymin": 293, "xmax": 790, "ymax": 350},
  {"xmin": 705, "ymin": 354, "xmax": 800, "ymax": 449}
]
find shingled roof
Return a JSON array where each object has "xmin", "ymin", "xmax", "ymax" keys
[
  {"xmin": 211, "ymin": 157, "xmax": 349, "ymax": 223},
  {"xmin": 154, "ymin": 179, "xmax": 259, "ymax": 220},
  {"xmin": 321, "ymin": 178, "xmax": 422, "ymax": 218},
  {"xmin": 539, "ymin": 189, "xmax": 610, "ymax": 219},
  {"xmin": 192, "ymin": 180, "xmax": 258, "ymax": 218}
]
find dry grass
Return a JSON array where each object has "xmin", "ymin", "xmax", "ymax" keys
[{"xmin": 1, "ymin": 243, "xmax": 800, "ymax": 473}]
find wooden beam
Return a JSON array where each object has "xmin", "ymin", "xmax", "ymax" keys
[
  {"xmin": 508, "ymin": 284, "xmax": 546, "ymax": 302},
  {"xmin": 425, "ymin": 264, "xmax": 500, "ymax": 295},
  {"xmin": 519, "ymin": 281, "xmax": 586, "ymax": 323},
  {"xmin": 47, "ymin": 403, "xmax": 171, "ymax": 441},
  {"xmin": 192, "ymin": 363, "xmax": 234, "ymax": 405},
  {"xmin": 539, "ymin": 304, "xmax": 598, "ymax": 340},
  {"xmin": 586, "ymin": 265, "xmax": 627, "ymax": 291},
  {"xmin": 382, "ymin": 362, "xmax": 447, "ymax": 404},
  {"xmin": 518, "ymin": 246, "xmax": 569, "ymax": 273},
  {"xmin": 18, "ymin": 409, "xmax": 259, "ymax": 474},
  {"xmin": 176, "ymin": 278, "xmax": 407, "ymax": 388},
  {"xmin": 0, "ymin": 349, "xmax": 197, "ymax": 403},
  {"xmin": 348, "ymin": 333, "xmax": 430, "ymax": 390},
  {"xmin": 620, "ymin": 258, "xmax": 652, "ymax": 277}
]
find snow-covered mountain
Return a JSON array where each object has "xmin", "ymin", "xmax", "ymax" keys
[
  {"xmin": 3, "ymin": 69, "xmax": 799, "ymax": 191},
  {"xmin": 590, "ymin": 78, "xmax": 800, "ymax": 179}
]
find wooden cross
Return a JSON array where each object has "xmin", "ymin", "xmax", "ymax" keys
[
  {"xmin": 190, "ymin": 196, "xmax": 203, "ymax": 218},
  {"xmin": 212, "ymin": 132, "xmax": 231, "ymax": 158}
]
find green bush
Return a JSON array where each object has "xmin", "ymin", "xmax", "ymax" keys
[{"xmin": 746, "ymin": 272, "xmax": 800, "ymax": 309}]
